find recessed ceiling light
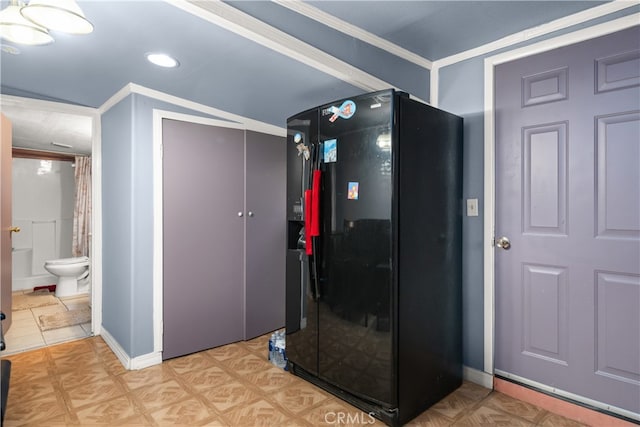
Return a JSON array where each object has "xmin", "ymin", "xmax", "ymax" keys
[{"xmin": 146, "ymin": 52, "xmax": 179, "ymax": 68}]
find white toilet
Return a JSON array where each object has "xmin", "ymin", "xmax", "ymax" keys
[{"xmin": 43, "ymin": 256, "xmax": 90, "ymax": 297}]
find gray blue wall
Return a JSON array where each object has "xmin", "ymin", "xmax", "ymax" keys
[
  {"xmin": 102, "ymin": 96, "xmax": 135, "ymax": 354},
  {"xmin": 438, "ymin": 58, "xmax": 486, "ymax": 371}
]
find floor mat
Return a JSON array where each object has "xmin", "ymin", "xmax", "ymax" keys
[
  {"xmin": 12, "ymin": 292, "xmax": 58, "ymax": 311},
  {"xmin": 37, "ymin": 308, "xmax": 91, "ymax": 331}
]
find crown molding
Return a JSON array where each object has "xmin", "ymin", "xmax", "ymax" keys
[
  {"xmin": 433, "ymin": 0, "xmax": 639, "ymax": 70},
  {"xmin": 99, "ymin": 83, "xmax": 286, "ymax": 137},
  {"xmin": 273, "ymin": 0, "xmax": 432, "ymax": 70},
  {"xmin": 166, "ymin": 0, "xmax": 395, "ymax": 93}
]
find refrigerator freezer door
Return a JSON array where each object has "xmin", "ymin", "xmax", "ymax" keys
[
  {"xmin": 286, "ymin": 109, "xmax": 319, "ymax": 376},
  {"xmin": 316, "ymin": 91, "xmax": 396, "ymax": 407}
]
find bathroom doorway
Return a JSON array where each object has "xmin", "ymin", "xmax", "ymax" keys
[{"xmin": 0, "ymin": 96, "xmax": 101, "ymax": 355}]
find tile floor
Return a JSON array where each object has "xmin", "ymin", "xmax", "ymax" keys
[
  {"xmin": 2, "ymin": 334, "xmax": 591, "ymax": 427},
  {"xmin": 3, "ymin": 291, "xmax": 92, "ymax": 356}
]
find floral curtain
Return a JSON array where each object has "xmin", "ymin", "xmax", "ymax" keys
[{"xmin": 72, "ymin": 156, "xmax": 91, "ymax": 257}]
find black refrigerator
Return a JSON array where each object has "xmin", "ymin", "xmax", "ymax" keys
[{"xmin": 285, "ymin": 89, "xmax": 463, "ymax": 426}]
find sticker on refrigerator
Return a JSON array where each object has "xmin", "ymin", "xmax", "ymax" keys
[
  {"xmin": 323, "ymin": 139, "xmax": 337, "ymax": 163},
  {"xmin": 347, "ymin": 182, "xmax": 359, "ymax": 200},
  {"xmin": 328, "ymin": 100, "xmax": 356, "ymax": 122}
]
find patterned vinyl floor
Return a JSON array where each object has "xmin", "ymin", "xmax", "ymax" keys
[{"xmin": 2, "ymin": 334, "xmax": 589, "ymax": 426}]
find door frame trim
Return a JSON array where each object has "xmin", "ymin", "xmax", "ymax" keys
[
  {"xmin": 0, "ymin": 95, "xmax": 102, "ymax": 336},
  {"xmin": 483, "ymin": 13, "xmax": 639, "ymax": 413}
]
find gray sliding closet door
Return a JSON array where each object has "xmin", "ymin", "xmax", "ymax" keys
[
  {"xmin": 163, "ymin": 119, "xmax": 245, "ymax": 360},
  {"xmin": 244, "ymin": 130, "xmax": 286, "ymax": 339}
]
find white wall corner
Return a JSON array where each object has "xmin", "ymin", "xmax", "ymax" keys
[
  {"xmin": 97, "ymin": 83, "xmax": 135, "ymax": 115},
  {"xmin": 463, "ymin": 365, "xmax": 494, "ymax": 389},
  {"xmin": 429, "ymin": 66, "xmax": 439, "ymax": 108},
  {"xmin": 100, "ymin": 327, "xmax": 162, "ymax": 370}
]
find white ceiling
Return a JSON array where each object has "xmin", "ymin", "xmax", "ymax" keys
[
  {"xmin": 2, "ymin": 104, "xmax": 92, "ymax": 155},
  {"xmin": 1, "ymin": 0, "xmax": 635, "ymax": 156}
]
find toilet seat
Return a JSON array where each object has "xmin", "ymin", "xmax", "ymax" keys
[{"xmin": 45, "ymin": 256, "xmax": 89, "ymax": 266}]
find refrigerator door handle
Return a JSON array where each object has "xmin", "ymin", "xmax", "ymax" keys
[
  {"xmin": 311, "ymin": 245, "xmax": 320, "ymax": 300},
  {"xmin": 310, "ymin": 170, "xmax": 321, "ymax": 237},
  {"xmin": 304, "ymin": 190, "xmax": 313, "ymax": 256},
  {"xmin": 308, "ymin": 143, "xmax": 322, "ymax": 301}
]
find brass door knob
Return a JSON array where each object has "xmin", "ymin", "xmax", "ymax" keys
[{"xmin": 9, "ymin": 226, "xmax": 20, "ymax": 233}]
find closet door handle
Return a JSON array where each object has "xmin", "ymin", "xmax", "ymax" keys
[
  {"xmin": 248, "ymin": 211, "xmax": 254, "ymax": 217},
  {"xmin": 237, "ymin": 212, "xmax": 243, "ymax": 217}
]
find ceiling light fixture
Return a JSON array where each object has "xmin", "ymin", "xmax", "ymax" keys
[
  {"xmin": 146, "ymin": 52, "xmax": 179, "ymax": 68},
  {"xmin": 21, "ymin": 0, "xmax": 93, "ymax": 35},
  {"xmin": 0, "ymin": 1, "xmax": 53, "ymax": 46},
  {"xmin": 0, "ymin": 0, "xmax": 92, "ymax": 46}
]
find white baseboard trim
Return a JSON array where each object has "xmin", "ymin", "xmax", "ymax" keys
[
  {"xmin": 100, "ymin": 327, "xmax": 162, "ymax": 371},
  {"xmin": 463, "ymin": 365, "xmax": 494, "ymax": 389},
  {"xmin": 99, "ymin": 327, "xmax": 130, "ymax": 369},
  {"xmin": 131, "ymin": 351, "xmax": 163, "ymax": 370}
]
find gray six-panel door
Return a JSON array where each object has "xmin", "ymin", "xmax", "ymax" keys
[{"xmin": 495, "ymin": 26, "xmax": 640, "ymax": 415}]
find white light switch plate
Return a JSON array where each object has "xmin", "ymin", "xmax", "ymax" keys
[{"xmin": 467, "ymin": 198, "xmax": 479, "ymax": 217}]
